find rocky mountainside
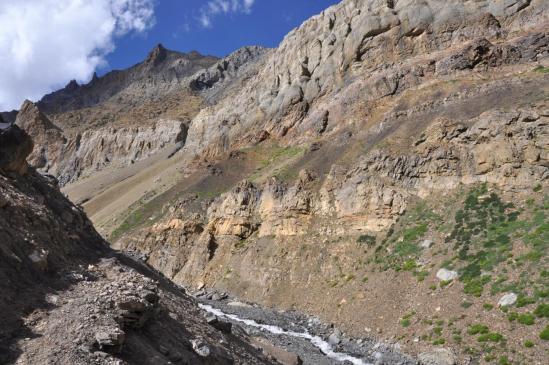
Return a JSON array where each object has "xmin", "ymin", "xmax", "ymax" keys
[
  {"xmin": 39, "ymin": 44, "xmax": 218, "ymax": 115},
  {"xmin": 110, "ymin": 0, "xmax": 548, "ymax": 364},
  {"xmin": 5, "ymin": 44, "xmax": 270, "ymax": 187},
  {"xmin": 0, "ymin": 125, "xmax": 284, "ymax": 364},
  {"xmin": 3, "ymin": 0, "xmax": 549, "ymax": 364}
]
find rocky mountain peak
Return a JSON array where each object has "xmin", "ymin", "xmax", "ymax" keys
[
  {"xmin": 16, "ymin": 100, "xmax": 60, "ymax": 132},
  {"xmin": 64, "ymin": 79, "xmax": 79, "ymax": 91},
  {"xmin": 145, "ymin": 43, "xmax": 168, "ymax": 66}
]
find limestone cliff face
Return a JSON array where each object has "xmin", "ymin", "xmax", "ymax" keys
[
  {"xmin": 183, "ymin": 0, "xmax": 549, "ymax": 159},
  {"xmin": 117, "ymin": 105, "xmax": 548, "ymax": 284},
  {"xmin": 15, "ymin": 100, "xmax": 187, "ymax": 185}
]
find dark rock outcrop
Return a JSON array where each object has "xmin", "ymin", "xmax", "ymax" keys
[{"xmin": 0, "ymin": 125, "xmax": 33, "ymax": 174}]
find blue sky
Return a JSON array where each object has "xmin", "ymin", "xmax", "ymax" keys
[
  {"xmin": 0, "ymin": 0, "xmax": 340, "ymax": 110},
  {"xmin": 103, "ymin": 0, "xmax": 340, "ymax": 72}
]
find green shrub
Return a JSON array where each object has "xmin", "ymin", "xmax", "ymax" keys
[
  {"xmin": 414, "ymin": 270, "xmax": 428, "ymax": 281},
  {"xmin": 507, "ymin": 312, "xmax": 518, "ymax": 322},
  {"xmin": 524, "ymin": 340, "xmax": 535, "ymax": 348},
  {"xmin": 478, "ymin": 332, "xmax": 504, "ymax": 343},
  {"xmin": 467, "ymin": 324, "xmax": 489, "ymax": 335},
  {"xmin": 432, "ymin": 338, "xmax": 445, "ymax": 345},
  {"xmin": 483, "ymin": 303, "xmax": 494, "ymax": 311},
  {"xmin": 533, "ymin": 65, "xmax": 549, "ymax": 74},
  {"xmin": 463, "ymin": 276, "xmax": 491, "ymax": 297},
  {"xmin": 400, "ymin": 318, "xmax": 411, "ymax": 327},
  {"xmin": 534, "ymin": 303, "xmax": 549, "ymax": 318},
  {"xmin": 402, "ymin": 259, "xmax": 418, "ymax": 271},
  {"xmin": 516, "ymin": 295, "xmax": 536, "ymax": 307},
  {"xmin": 498, "ymin": 356, "xmax": 510, "ymax": 365},
  {"xmin": 539, "ymin": 325, "xmax": 549, "ymax": 341},
  {"xmin": 357, "ymin": 234, "xmax": 376, "ymax": 246},
  {"xmin": 461, "ymin": 301, "xmax": 473, "ymax": 309},
  {"xmin": 517, "ymin": 313, "xmax": 535, "ymax": 325}
]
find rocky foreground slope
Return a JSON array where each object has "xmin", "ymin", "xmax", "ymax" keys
[{"xmin": 0, "ymin": 126, "xmax": 283, "ymax": 364}]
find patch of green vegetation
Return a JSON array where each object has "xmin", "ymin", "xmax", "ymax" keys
[
  {"xmin": 343, "ymin": 273, "xmax": 355, "ymax": 283},
  {"xmin": 533, "ymin": 184, "xmax": 542, "ymax": 192},
  {"xmin": 400, "ymin": 311, "xmax": 415, "ymax": 326},
  {"xmin": 433, "ymin": 326, "xmax": 443, "ymax": 336},
  {"xmin": 484, "ymin": 354, "xmax": 497, "ymax": 362},
  {"xmin": 461, "ymin": 301, "xmax": 473, "ymax": 309},
  {"xmin": 441, "ymin": 185, "xmax": 548, "ymax": 298},
  {"xmin": 507, "ymin": 312, "xmax": 518, "ymax": 322},
  {"xmin": 361, "ymin": 276, "xmax": 369, "ymax": 283},
  {"xmin": 440, "ymin": 280, "xmax": 452, "ymax": 288},
  {"xmin": 432, "ymin": 338, "xmax": 445, "ymax": 345},
  {"xmin": 111, "ymin": 212, "xmax": 142, "ymax": 241},
  {"xmin": 413, "ymin": 270, "xmax": 429, "ymax": 282},
  {"xmin": 429, "ymin": 284, "xmax": 437, "ymax": 291},
  {"xmin": 468, "ymin": 324, "xmax": 489, "ymax": 335},
  {"xmin": 483, "ymin": 303, "xmax": 494, "ymax": 311},
  {"xmin": 402, "ymin": 259, "xmax": 418, "ymax": 271},
  {"xmin": 540, "ymin": 325, "xmax": 549, "ymax": 341},
  {"xmin": 247, "ymin": 143, "xmax": 305, "ymax": 182},
  {"xmin": 533, "ymin": 65, "xmax": 549, "ymax": 74},
  {"xmin": 523, "ymin": 340, "xmax": 535, "ymax": 348},
  {"xmin": 357, "ymin": 234, "xmax": 376, "ymax": 246},
  {"xmin": 534, "ymin": 303, "xmax": 549, "ymax": 318},
  {"xmin": 463, "ymin": 275, "xmax": 491, "ymax": 297},
  {"xmin": 400, "ymin": 318, "xmax": 411, "ymax": 327},
  {"xmin": 195, "ymin": 190, "xmax": 223, "ymax": 200},
  {"xmin": 477, "ymin": 332, "xmax": 504, "ymax": 343},
  {"xmin": 232, "ymin": 238, "xmax": 250, "ymax": 252},
  {"xmin": 516, "ymin": 295, "xmax": 536, "ymax": 307},
  {"xmin": 376, "ymin": 200, "xmax": 442, "ymax": 270},
  {"xmin": 517, "ymin": 313, "xmax": 535, "ymax": 325},
  {"xmin": 498, "ymin": 356, "xmax": 511, "ymax": 365}
]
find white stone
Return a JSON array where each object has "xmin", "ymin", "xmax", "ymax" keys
[
  {"xmin": 436, "ymin": 268, "xmax": 458, "ymax": 281},
  {"xmin": 498, "ymin": 293, "xmax": 517, "ymax": 307},
  {"xmin": 419, "ymin": 348, "xmax": 456, "ymax": 365},
  {"xmin": 421, "ymin": 239, "xmax": 433, "ymax": 248}
]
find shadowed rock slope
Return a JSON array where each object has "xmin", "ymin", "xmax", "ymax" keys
[{"xmin": 0, "ymin": 126, "xmax": 276, "ymax": 364}]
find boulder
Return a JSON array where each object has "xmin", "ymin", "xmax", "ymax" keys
[
  {"xmin": 328, "ymin": 331, "xmax": 341, "ymax": 346},
  {"xmin": 419, "ymin": 348, "xmax": 456, "ymax": 365},
  {"xmin": 0, "ymin": 125, "xmax": 33, "ymax": 174},
  {"xmin": 498, "ymin": 293, "xmax": 518, "ymax": 307},
  {"xmin": 28, "ymin": 249, "xmax": 48, "ymax": 271},
  {"xmin": 436, "ymin": 268, "xmax": 458, "ymax": 281},
  {"xmin": 95, "ymin": 328, "xmax": 126, "ymax": 349},
  {"xmin": 251, "ymin": 337, "xmax": 303, "ymax": 365},
  {"xmin": 190, "ymin": 339, "xmax": 211, "ymax": 357}
]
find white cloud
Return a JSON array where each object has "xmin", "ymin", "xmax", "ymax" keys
[
  {"xmin": 198, "ymin": 0, "xmax": 255, "ymax": 28},
  {"xmin": 0, "ymin": 0, "xmax": 155, "ymax": 110}
]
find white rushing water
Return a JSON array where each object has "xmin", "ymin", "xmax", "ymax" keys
[{"xmin": 199, "ymin": 303, "xmax": 371, "ymax": 365}]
